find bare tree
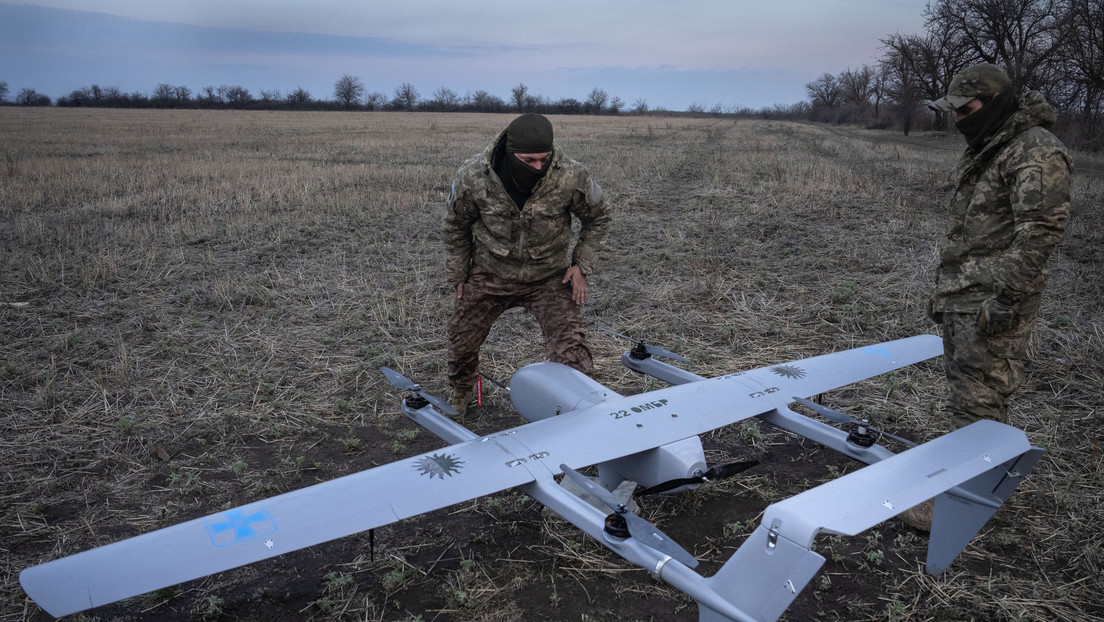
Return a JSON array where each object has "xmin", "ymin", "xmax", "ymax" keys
[
  {"xmin": 585, "ymin": 87, "xmax": 609, "ymax": 114},
  {"xmin": 16, "ymin": 87, "xmax": 50, "ymax": 106},
  {"xmin": 363, "ymin": 92, "xmax": 386, "ymax": 111},
  {"xmin": 806, "ymin": 73, "xmax": 843, "ymax": 108},
  {"xmin": 511, "ymin": 83, "xmax": 529, "ymax": 111},
  {"xmin": 200, "ymin": 85, "xmax": 224, "ymax": 105},
  {"xmin": 882, "ymin": 29, "xmax": 976, "ymax": 129},
  {"xmin": 870, "ymin": 62, "xmax": 892, "ymax": 121},
  {"xmin": 1055, "ymin": 0, "xmax": 1104, "ymax": 141},
  {"xmin": 152, "ymin": 83, "xmax": 177, "ymax": 106},
  {"xmin": 222, "ymin": 85, "xmax": 252, "ymax": 108},
  {"xmin": 839, "ymin": 66, "xmax": 874, "ymax": 107},
  {"xmin": 924, "ymin": 0, "xmax": 1066, "ymax": 90},
  {"xmin": 632, "ymin": 97, "xmax": 649, "ymax": 115},
  {"xmin": 0, "ymin": 80, "xmax": 8, "ymax": 103},
  {"xmin": 558, "ymin": 98, "xmax": 583, "ymax": 114},
  {"xmin": 333, "ymin": 74, "xmax": 365, "ymax": 109},
  {"xmin": 880, "ymin": 40, "xmax": 927, "ymax": 134},
  {"xmin": 470, "ymin": 90, "xmax": 506, "ymax": 113},
  {"xmin": 430, "ymin": 86, "xmax": 461, "ymax": 111},
  {"xmin": 286, "ymin": 87, "xmax": 312, "ymax": 109},
  {"xmin": 608, "ymin": 96, "xmax": 624, "ymax": 114},
  {"xmin": 806, "ymin": 73, "xmax": 843, "ymax": 121},
  {"xmin": 393, "ymin": 83, "xmax": 420, "ymax": 110}
]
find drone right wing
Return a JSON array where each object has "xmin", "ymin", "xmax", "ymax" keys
[{"xmin": 20, "ymin": 434, "xmax": 538, "ymax": 618}]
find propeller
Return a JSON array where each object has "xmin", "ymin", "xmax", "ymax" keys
[
  {"xmin": 636, "ymin": 460, "xmax": 760, "ymax": 496},
  {"xmin": 559, "ymin": 464, "xmax": 698, "ymax": 568},
  {"xmin": 792, "ymin": 396, "xmax": 916, "ymax": 448},
  {"xmin": 599, "ymin": 327, "xmax": 689, "ymax": 362},
  {"xmin": 380, "ymin": 367, "xmax": 459, "ymax": 417}
]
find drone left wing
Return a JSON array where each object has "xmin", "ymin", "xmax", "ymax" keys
[
  {"xmin": 505, "ymin": 335, "xmax": 943, "ymax": 473},
  {"xmin": 20, "ymin": 436, "xmax": 537, "ymax": 618}
]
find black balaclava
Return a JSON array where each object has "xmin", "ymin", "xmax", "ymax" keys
[
  {"xmin": 495, "ymin": 113, "xmax": 554, "ymax": 208},
  {"xmin": 956, "ymin": 90, "xmax": 1019, "ymax": 151}
]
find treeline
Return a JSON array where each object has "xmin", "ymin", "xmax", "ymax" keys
[
  {"xmin": 2, "ymin": 77, "xmax": 650, "ymax": 115},
  {"xmin": 0, "ymin": 74, "xmax": 811, "ymax": 121},
  {"xmin": 804, "ymin": 0, "xmax": 1104, "ymax": 149}
]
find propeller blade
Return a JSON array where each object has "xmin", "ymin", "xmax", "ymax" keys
[
  {"xmin": 636, "ymin": 460, "xmax": 759, "ymax": 496},
  {"xmin": 792, "ymin": 396, "xmax": 915, "ymax": 447},
  {"xmin": 419, "ymin": 393, "xmax": 460, "ymax": 417},
  {"xmin": 705, "ymin": 460, "xmax": 760, "ymax": 480},
  {"xmin": 620, "ymin": 511, "xmax": 699, "ymax": 568},
  {"xmin": 560, "ymin": 463, "xmax": 622, "ymax": 509},
  {"xmin": 380, "ymin": 366, "xmax": 416, "ymax": 391},
  {"xmin": 380, "ymin": 367, "xmax": 459, "ymax": 417},
  {"xmin": 599, "ymin": 327, "xmax": 689, "ymax": 362},
  {"xmin": 645, "ymin": 343, "xmax": 690, "ymax": 363},
  {"xmin": 559, "ymin": 465, "xmax": 698, "ymax": 568}
]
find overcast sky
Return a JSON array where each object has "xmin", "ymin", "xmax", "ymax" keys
[{"xmin": 0, "ymin": 1, "xmax": 929, "ymax": 111}]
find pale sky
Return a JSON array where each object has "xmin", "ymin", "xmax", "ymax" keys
[{"xmin": 0, "ymin": 1, "xmax": 929, "ymax": 111}]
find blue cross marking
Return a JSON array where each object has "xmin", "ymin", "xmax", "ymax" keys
[
  {"xmin": 203, "ymin": 506, "xmax": 277, "ymax": 547},
  {"xmin": 864, "ymin": 345, "xmax": 893, "ymax": 359}
]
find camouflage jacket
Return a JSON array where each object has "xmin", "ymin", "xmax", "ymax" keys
[
  {"xmin": 444, "ymin": 130, "xmax": 611, "ymax": 286},
  {"xmin": 932, "ymin": 91, "xmax": 1071, "ymax": 314}
]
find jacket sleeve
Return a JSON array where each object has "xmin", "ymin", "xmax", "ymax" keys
[
  {"xmin": 443, "ymin": 177, "xmax": 479, "ymax": 287},
  {"xmin": 569, "ymin": 176, "xmax": 611, "ymax": 276},
  {"xmin": 994, "ymin": 142, "xmax": 1071, "ymax": 301}
]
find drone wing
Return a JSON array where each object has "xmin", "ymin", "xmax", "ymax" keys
[
  {"xmin": 20, "ymin": 435, "xmax": 537, "ymax": 618},
  {"xmin": 724, "ymin": 334, "xmax": 941, "ymax": 399},
  {"xmin": 503, "ymin": 335, "xmax": 943, "ymax": 472}
]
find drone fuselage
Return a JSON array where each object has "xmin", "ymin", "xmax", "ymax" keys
[{"xmin": 510, "ymin": 362, "xmax": 707, "ymax": 493}]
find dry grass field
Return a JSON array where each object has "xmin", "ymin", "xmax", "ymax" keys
[{"xmin": 1, "ymin": 108, "xmax": 1101, "ymax": 621}]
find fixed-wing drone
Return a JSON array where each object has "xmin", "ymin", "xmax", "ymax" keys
[{"xmin": 21, "ymin": 333, "xmax": 1042, "ymax": 621}]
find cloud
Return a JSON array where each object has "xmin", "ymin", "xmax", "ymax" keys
[{"xmin": 0, "ymin": 1, "xmax": 927, "ymax": 109}]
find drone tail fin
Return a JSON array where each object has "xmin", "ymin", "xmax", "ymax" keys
[
  {"xmin": 696, "ymin": 524, "xmax": 826, "ymax": 622},
  {"xmin": 926, "ymin": 445, "xmax": 1044, "ymax": 573}
]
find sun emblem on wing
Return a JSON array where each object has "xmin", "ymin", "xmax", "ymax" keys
[
  {"xmin": 415, "ymin": 453, "xmax": 465, "ymax": 479},
  {"xmin": 770, "ymin": 364, "xmax": 807, "ymax": 379}
]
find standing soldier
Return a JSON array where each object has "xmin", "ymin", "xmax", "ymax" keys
[
  {"xmin": 444, "ymin": 113, "xmax": 611, "ymax": 419},
  {"xmin": 903, "ymin": 63, "xmax": 1071, "ymax": 530}
]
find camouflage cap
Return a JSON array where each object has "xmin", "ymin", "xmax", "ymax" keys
[{"xmin": 928, "ymin": 63, "xmax": 1012, "ymax": 112}]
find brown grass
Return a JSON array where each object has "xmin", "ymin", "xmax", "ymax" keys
[{"xmin": 1, "ymin": 108, "xmax": 1101, "ymax": 621}]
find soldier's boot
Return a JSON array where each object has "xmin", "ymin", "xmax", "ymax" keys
[
  {"xmin": 448, "ymin": 385, "xmax": 475, "ymax": 421},
  {"xmin": 897, "ymin": 498, "xmax": 933, "ymax": 532}
]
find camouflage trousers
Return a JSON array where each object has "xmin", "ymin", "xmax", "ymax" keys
[
  {"xmin": 941, "ymin": 310, "xmax": 1036, "ymax": 429},
  {"xmin": 447, "ymin": 266, "xmax": 593, "ymax": 389}
]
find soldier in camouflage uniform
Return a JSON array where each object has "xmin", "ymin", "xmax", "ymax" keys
[
  {"xmin": 444, "ymin": 114, "xmax": 611, "ymax": 418},
  {"xmin": 900, "ymin": 64, "xmax": 1071, "ymax": 531}
]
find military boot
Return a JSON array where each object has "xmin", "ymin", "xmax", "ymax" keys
[
  {"xmin": 448, "ymin": 385, "xmax": 475, "ymax": 420},
  {"xmin": 897, "ymin": 499, "xmax": 933, "ymax": 532}
]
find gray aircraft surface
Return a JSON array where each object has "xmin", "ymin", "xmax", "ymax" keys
[{"xmin": 20, "ymin": 333, "xmax": 1043, "ymax": 621}]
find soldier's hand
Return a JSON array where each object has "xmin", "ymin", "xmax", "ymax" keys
[
  {"xmin": 563, "ymin": 266, "xmax": 587, "ymax": 305},
  {"xmin": 977, "ymin": 295, "xmax": 1015, "ymax": 335},
  {"xmin": 926, "ymin": 298, "xmax": 943, "ymax": 324},
  {"xmin": 454, "ymin": 283, "xmax": 464, "ymax": 303}
]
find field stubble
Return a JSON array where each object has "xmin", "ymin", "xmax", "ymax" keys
[{"xmin": 1, "ymin": 108, "xmax": 1101, "ymax": 621}]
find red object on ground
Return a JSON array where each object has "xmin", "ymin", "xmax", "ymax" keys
[{"xmin": 476, "ymin": 375, "xmax": 483, "ymax": 407}]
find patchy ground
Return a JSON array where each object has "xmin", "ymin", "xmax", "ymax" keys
[{"xmin": 2, "ymin": 110, "xmax": 1101, "ymax": 621}]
